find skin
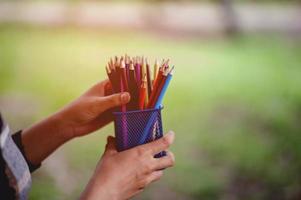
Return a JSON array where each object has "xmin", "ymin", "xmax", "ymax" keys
[{"xmin": 21, "ymin": 79, "xmax": 175, "ymax": 199}]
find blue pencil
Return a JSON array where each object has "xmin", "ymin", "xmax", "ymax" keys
[
  {"xmin": 139, "ymin": 66, "xmax": 174, "ymax": 145},
  {"xmin": 154, "ymin": 66, "xmax": 174, "ymax": 108}
]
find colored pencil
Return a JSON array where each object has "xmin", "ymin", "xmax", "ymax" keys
[
  {"xmin": 106, "ymin": 65, "xmax": 115, "ymax": 91},
  {"xmin": 120, "ymin": 59, "xmax": 129, "ymax": 92},
  {"xmin": 149, "ymin": 67, "xmax": 168, "ymax": 108},
  {"xmin": 134, "ymin": 57, "xmax": 140, "ymax": 85},
  {"xmin": 147, "ymin": 65, "xmax": 164, "ymax": 108},
  {"xmin": 145, "ymin": 58, "xmax": 153, "ymax": 98},
  {"xmin": 128, "ymin": 61, "xmax": 139, "ymax": 110},
  {"xmin": 139, "ymin": 74, "xmax": 147, "ymax": 110},
  {"xmin": 153, "ymin": 59, "xmax": 158, "ymax": 81},
  {"xmin": 139, "ymin": 66, "xmax": 174, "ymax": 144},
  {"xmin": 154, "ymin": 66, "xmax": 174, "ymax": 108},
  {"xmin": 105, "ymin": 55, "xmax": 174, "ymax": 112}
]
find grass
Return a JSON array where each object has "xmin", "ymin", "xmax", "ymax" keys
[{"xmin": 1, "ymin": 25, "xmax": 301, "ymax": 199}]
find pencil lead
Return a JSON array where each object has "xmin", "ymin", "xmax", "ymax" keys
[
  {"xmin": 142, "ymin": 74, "xmax": 147, "ymax": 84},
  {"xmin": 125, "ymin": 54, "xmax": 130, "ymax": 65},
  {"xmin": 164, "ymin": 64, "xmax": 169, "ymax": 72},
  {"xmin": 106, "ymin": 65, "xmax": 111, "ymax": 74},
  {"xmin": 129, "ymin": 61, "xmax": 134, "ymax": 70},
  {"xmin": 153, "ymin": 59, "xmax": 159, "ymax": 79},
  {"xmin": 121, "ymin": 59, "xmax": 126, "ymax": 68},
  {"xmin": 164, "ymin": 59, "xmax": 170, "ymax": 66},
  {"xmin": 136, "ymin": 56, "xmax": 139, "ymax": 65},
  {"xmin": 161, "ymin": 59, "xmax": 169, "ymax": 70},
  {"xmin": 163, "ymin": 67, "xmax": 169, "ymax": 76},
  {"xmin": 141, "ymin": 56, "xmax": 144, "ymax": 66},
  {"xmin": 169, "ymin": 66, "xmax": 175, "ymax": 75},
  {"xmin": 114, "ymin": 56, "xmax": 119, "ymax": 68}
]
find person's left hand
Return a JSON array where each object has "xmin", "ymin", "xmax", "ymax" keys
[{"xmin": 53, "ymin": 79, "xmax": 130, "ymax": 139}]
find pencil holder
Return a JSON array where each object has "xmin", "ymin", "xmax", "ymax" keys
[{"xmin": 113, "ymin": 107, "xmax": 166, "ymax": 158}]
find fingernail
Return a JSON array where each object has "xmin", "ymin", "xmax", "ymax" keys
[
  {"xmin": 121, "ymin": 92, "xmax": 130, "ymax": 103},
  {"xmin": 165, "ymin": 131, "xmax": 175, "ymax": 141},
  {"xmin": 107, "ymin": 136, "xmax": 114, "ymax": 142},
  {"xmin": 166, "ymin": 131, "xmax": 174, "ymax": 137}
]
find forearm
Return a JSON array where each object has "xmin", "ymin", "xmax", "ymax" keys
[{"xmin": 21, "ymin": 114, "xmax": 71, "ymax": 165}]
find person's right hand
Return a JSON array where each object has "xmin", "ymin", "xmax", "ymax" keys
[{"xmin": 80, "ymin": 131, "xmax": 175, "ymax": 200}]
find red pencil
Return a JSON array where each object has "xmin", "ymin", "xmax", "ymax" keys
[
  {"xmin": 128, "ymin": 61, "xmax": 139, "ymax": 110},
  {"xmin": 106, "ymin": 65, "xmax": 114, "ymax": 88},
  {"xmin": 120, "ymin": 59, "xmax": 129, "ymax": 92},
  {"xmin": 149, "ymin": 68, "xmax": 169, "ymax": 108},
  {"xmin": 106, "ymin": 64, "xmax": 120, "ymax": 92}
]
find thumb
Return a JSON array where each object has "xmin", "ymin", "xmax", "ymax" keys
[
  {"xmin": 96, "ymin": 92, "xmax": 130, "ymax": 113},
  {"xmin": 104, "ymin": 136, "xmax": 117, "ymax": 155}
]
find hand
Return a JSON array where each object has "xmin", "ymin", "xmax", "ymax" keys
[
  {"xmin": 22, "ymin": 79, "xmax": 130, "ymax": 165},
  {"xmin": 53, "ymin": 79, "xmax": 130, "ymax": 139},
  {"xmin": 80, "ymin": 131, "xmax": 175, "ymax": 200}
]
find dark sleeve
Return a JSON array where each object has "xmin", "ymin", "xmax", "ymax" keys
[
  {"xmin": 12, "ymin": 131, "xmax": 41, "ymax": 173},
  {"xmin": 0, "ymin": 151, "xmax": 16, "ymax": 200}
]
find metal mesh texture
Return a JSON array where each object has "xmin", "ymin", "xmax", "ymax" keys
[{"xmin": 114, "ymin": 107, "xmax": 166, "ymax": 158}]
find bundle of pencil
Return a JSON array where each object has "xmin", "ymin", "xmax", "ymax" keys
[{"xmin": 105, "ymin": 55, "xmax": 174, "ymax": 112}]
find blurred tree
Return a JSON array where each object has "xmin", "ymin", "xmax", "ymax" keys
[{"xmin": 219, "ymin": 0, "xmax": 239, "ymax": 36}]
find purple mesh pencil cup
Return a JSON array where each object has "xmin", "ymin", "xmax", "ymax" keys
[{"xmin": 113, "ymin": 106, "xmax": 166, "ymax": 158}]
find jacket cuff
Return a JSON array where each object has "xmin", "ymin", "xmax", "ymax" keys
[{"xmin": 12, "ymin": 130, "xmax": 41, "ymax": 172}]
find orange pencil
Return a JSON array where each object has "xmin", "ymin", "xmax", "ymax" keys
[
  {"xmin": 139, "ymin": 74, "xmax": 147, "ymax": 110},
  {"xmin": 153, "ymin": 59, "xmax": 159, "ymax": 81},
  {"xmin": 145, "ymin": 58, "xmax": 153, "ymax": 98},
  {"xmin": 147, "ymin": 65, "xmax": 164, "ymax": 108}
]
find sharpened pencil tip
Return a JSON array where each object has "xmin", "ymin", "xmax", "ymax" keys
[
  {"xmin": 106, "ymin": 65, "xmax": 111, "ymax": 74},
  {"xmin": 169, "ymin": 66, "xmax": 175, "ymax": 75},
  {"xmin": 121, "ymin": 59, "xmax": 126, "ymax": 68}
]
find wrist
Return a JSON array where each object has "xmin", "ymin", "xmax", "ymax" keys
[
  {"xmin": 83, "ymin": 169, "xmax": 123, "ymax": 200},
  {"xmin": 81, "ymin": 178, "xmax": 113, "ymax": 200},
  {"xmin": 21, "ymin": 113, "xmax": 72, "ymax": 165}
]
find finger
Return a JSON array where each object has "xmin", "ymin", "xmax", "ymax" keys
[
  {"xmin": 148, "ymin": 170, "xmax": 163, "ymax": 183},
  {"xmin": 131, "ymin": 188, "xmax": 144, "ymax": 198},
  {"xmin": 153, "ymin": 151, "xmax": 175, "ymax": 170},
  {"xmin": 140, "ymin": 170, "xmax": 163, "ymax": 188},
  {"xmin": 140, "ymin": 131, "xmax": 175, "ymax": 156},
  {"xmin": 104, "ymin": 81, "xmax": 113, "ymax": 96},
  {"xmin": 84, "ymin": 80, "xmax": 109, "ymax": 96},
  {"xmin": 72, "ymin": 109, "xmax": 114, "ymax": 136},
  {"xmin": 96, "ymin": 92, "xmax": 130, "ymax": 113},
  {"xmin": 104, "ymin": 136, "xmax": 117, "ymax": 155}
]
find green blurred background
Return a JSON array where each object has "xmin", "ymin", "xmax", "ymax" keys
[{"xmin": 1, "ymin": 0, "xmax": 301, "ymax": 200}]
